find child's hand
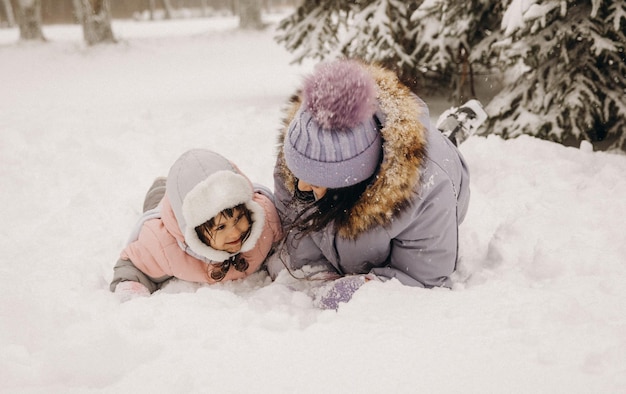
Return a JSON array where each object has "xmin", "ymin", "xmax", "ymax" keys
[{"xmin": 114, "ymin": 281, "xmax": 151, "ymax": 302}]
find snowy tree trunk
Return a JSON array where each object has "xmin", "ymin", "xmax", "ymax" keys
[
  {"xmin": 148, "ymin": 0, "xmax": 155, "ymax": 20},
  {"xmin": 456, "ymin": 45, "xmax": 476, "ymax": 103},
  {"xmin": 17, "ymin": 0, "xmax": 45, "ymax": 41},
  {"xmin": 77, "ymin": 0, "xmax": 116, "ymax": 45},
  {"xmin": 72, "ymin": 0, "xmax": 83, "ymax": 23},
  {"xmin": 161, "ymin": 0, "xmax": 173, "ymax": 19},
  {"xmin": 2, "ymin": 0, "xmax": 15, "ymax": 27},
  {"xmin": 238, "ymin": 0, "xmax": 263, "ymax": 29},
  {"xmin": 148, "ymin": 0, "xmax": 173, "ymax": 20}
]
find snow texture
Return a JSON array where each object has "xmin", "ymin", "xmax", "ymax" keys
[{"xmin": 1, "ymin": 13, "xmax": 626, "ymax": 394}]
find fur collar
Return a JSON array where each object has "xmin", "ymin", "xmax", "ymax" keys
[{"xmin": 276, "ymin": 62, "xmax": 427, "ymax": 239}]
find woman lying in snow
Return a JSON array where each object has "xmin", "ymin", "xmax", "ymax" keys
[{"xmin": 269, "ymin": 59, "xmax": 486, "ymax": 309}]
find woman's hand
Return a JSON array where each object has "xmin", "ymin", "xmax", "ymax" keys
[{"xmin": 313, "ymin": 274, "xmax": 378, "ymax": 310}]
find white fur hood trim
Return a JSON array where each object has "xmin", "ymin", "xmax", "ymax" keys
[{"xmin": 182, "ymin": 170, "xmax": 266, "ymax": 262}]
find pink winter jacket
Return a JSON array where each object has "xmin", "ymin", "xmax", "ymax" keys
[
  {"xmin": 120, "ymin": 149, "xmax": 283, "ymax": 285},
  {"xmin": 121, "ymin": 194, "xmax": 281, "ymax": 284}
]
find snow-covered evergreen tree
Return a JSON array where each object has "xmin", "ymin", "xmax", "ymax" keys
[
  {"xmin": 276, "ymin": 0, "xmax": 498, "ymax": 96},
  {"xmin": 276, "ymin": 1, "xmax": 350, "ymax": 62},
  {"xmin": 277, "ymin": 0, "xmax": 626, "ymax": 151},
  {"xmin": 482, "ymin": 0, "xmax": 626, "ymax": 151},
  {"xmin": 276, "ymin": 0, "xmax": 448, "ymax": 92}
]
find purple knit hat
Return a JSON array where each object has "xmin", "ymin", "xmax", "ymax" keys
[{"xmin": 283, "ymin": 59, "xmax": 381, "ymax": 189}]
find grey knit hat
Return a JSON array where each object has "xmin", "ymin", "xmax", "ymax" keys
[{"xmin": 283, "ymin": 60, "xmax": 382, "ymax": 189}]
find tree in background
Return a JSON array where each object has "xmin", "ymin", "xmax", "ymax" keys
[
  {"xmin": 274, "ymin": 0, "xmax": 493, "ymax": 95},
  {"xmin": 75, "ymin": 0, "xmax": 116, "ymax": 45},
  {"xmin": 1, "ymin": 0, "xmax": 15, "ymax": 27},
  {"xmin": 17, "ymin": 0, "xmax": 45, "ymax": 40},
  {"xmin": 479, "ymin": 0, "xmax": 626, "ymax": 151},
  {"xmin": 431, "ymin": 0, "xmax": 501, "ymax": 101},
  {"xmin": 276, "ymin": 0, "xmax": 626, "ymax": 151},
  {"xmin": 238, "ymin": 0, "xmax": 263, "ymax": 29},
  {"xmin": 148, "ymin": 0, "xmax": 173, "ymax": 20},
  {"xmin": 276, "ymin": 1, "xmax": 422, "ymax": 91}
]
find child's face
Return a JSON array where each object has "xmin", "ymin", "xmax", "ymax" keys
[{"xmin": 204, "ymin": 208, "xmax": 251, "ymax": 254}]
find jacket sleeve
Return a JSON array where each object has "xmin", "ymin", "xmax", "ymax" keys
[
  {"xmin": 370, "ymin": 174, "xmax": 459, "ymax": 288},
  {"xmin": 368, "ymin": 98, "xmax": 466, "ymax": 288}
]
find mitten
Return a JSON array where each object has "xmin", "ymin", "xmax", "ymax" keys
[
  {"xmin": 115, "ymin": 281, "xmax": 151, "ymax": 302},
  {"xmin": 313, "ymin": 275, "xmax": 377, "ymax": 310}
]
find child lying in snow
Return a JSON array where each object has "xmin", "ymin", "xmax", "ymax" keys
[{"xmin": 110, "ymin": 149, "xmax": 282, "ymax": 300}]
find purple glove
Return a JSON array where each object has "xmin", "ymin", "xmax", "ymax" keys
[{"xmin": 314, "ymin": 275, "xmax": 376, "ymax": 310}]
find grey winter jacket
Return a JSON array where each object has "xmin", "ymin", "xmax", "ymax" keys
[{"xmin": 272, "ymin": 63, "xmax": 470, "ymax": 288}]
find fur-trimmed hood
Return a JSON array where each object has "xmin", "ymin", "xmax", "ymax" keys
[
  {"xmin": 165, "ymin": 149, "xmax": 266, "ymax": 262},
  {"xmin": 276, "ymin": 62, "xmax": 427, "ymax": 239}
]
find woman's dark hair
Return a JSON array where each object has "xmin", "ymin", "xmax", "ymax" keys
[
  {"xmin": 194, "ymin": 203, "xmax": 253, "ymax": 248},
  {"xmin": 288, "ymin": 178, "xmax": 372, "ymax": 236}
]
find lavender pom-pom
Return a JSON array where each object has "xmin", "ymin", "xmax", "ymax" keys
[{"xmin": 303, "ymin": 60, "xmax": 377, "ymax": 130}]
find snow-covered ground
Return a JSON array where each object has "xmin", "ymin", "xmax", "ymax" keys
[{"xmin": 1, "ymin": 14, "xmax": 625, "ymax": 393}]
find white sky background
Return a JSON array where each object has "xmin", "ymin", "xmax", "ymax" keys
[{"xmin": 1, "ymin": 11, "xmax": 626, "ymax": 393}]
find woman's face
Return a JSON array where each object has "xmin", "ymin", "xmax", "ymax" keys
[
  {"xmin": 204, "ymin": 208, "xmax": 251, "ymax": 253},
  {"xmin": 297, "ymin": 179, "xmax": 328, "ymax": 200}
]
